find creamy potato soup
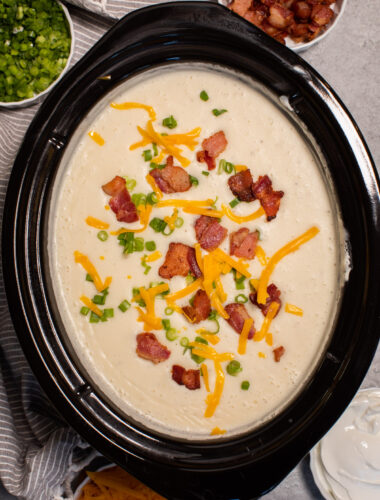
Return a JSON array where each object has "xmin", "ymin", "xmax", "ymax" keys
[{"xmin": 49, "ymin": 66, "xmax": 343, "ymax": 439}]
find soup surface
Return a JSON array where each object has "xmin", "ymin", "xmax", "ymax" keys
[{"xmin": 49, "ymin": 66, "xmax": 341, "ymax": 438}]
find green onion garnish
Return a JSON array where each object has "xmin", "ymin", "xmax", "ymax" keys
[
  {"xmin": 89, "ymin": 311, "xmax": 100, "ymax": 323},
  {"xmin": 162, "ymin": 115, "xmax": 177, "ymax": 129},
  {"xmin": 133, "ymin": 237, "xmax": 144, "ymax": 252},
  {"xmin": 235, "ymin": 294, "xmax": 248, "ymax": 304},
  {"xmin": 150, "ymin": 162, "xmax": 165, "ymax": 170},
  {"xmin": 218, "ymin": 159, "xmax": 235, "ymax": 175},
  {"xmin": 233, "ymin": 269, "xmax": 246, "ymax": 290},
  {"xmin": 162, "ymin": 225, "xmax": 174, "ymax": 236},
  {"xmin": 191, "ymin": 337, "xmax": 208, "ymax": 364},
  {"xmin": 124, "ymin": 177, "xmax": 137, "ymax": 191},
  {"xmin": 164, "ymin": 307, "xmax": 174, "ymax": 315},
  {"xmin": 80, "ymin": 306, "xmax": 90, "ymax": 316},
  {"xmin": 186, "ymin": 274, "xmax": 196, "ymax": 285},
  {"xmin": 86, "ymin": 273, "xmax": 93, "ymax": 282},
  {"xmin": 174, "ymin": 217, "xmax": 184, "ymax": 228},
  {"xmin": 118, "ymin": 300, "xmax": 131, "ymax": 312},
  {"xmin": 132, "ymin": 288, "xmax": 145, "ymax": 307},
  {"xmin": 166, "ymin": 328, "xmax": 178, "ymax": 341},
  {"xmin": 142, "ymin": 150, "xmax": 152, "ymax": 162},
  {"xmin": 241, "ymin": 381, "xmax": 250, "ymax": 390},
  {"xmin": 132, "ymin": 193, "xmax": 147, "ymax": 207},
  {"xmin": 146, "ymin": 192, "xmax": 158, "ymax": 205},
  {"xmin": 103, "ymin": 308, "xmax": 114, "ymax": 319},
  {"xmin": 212, "ymin": 109, "xmax": 228, "ymax": 117},
  {"xmin": 226, "ymin": 360, "xmax": 242, "ymax": 376},
  {"xmin": 189, "ymin": 175, "xmax": 199, "ymax": 186},
  {"xmin": 97, "ymin": 230, "xmax": 108, "ymax": 242},
  {"xmin": 202, "ymin": 171, "xmax": 210, "ymax": 176},
  {"xmin": 149, "ymin": 217, "xmax": 167, "ymax": 233},
  {"xmin": 180, "ymin": 337, "xmax": 189, "ymax": 348},
  {"xmin": 162, "ymin": 318, "xmax": 171, "ymax": 330},
  {"xmin": 200, "ymin": 90, "xmax": 209, "ymax": 101},
  {"xmin": 229, "ymin": 198, "xmax": 240, "ymax": 208},
  {"xmin": 145, "ymin": 240, "xmax": 157, "ymax": 251},
  {"xmin": 93, "ymin": 294, "xmax": 106, "ymax": 305},
  {"xmin": 152, "ymin": 143, "xmax": 158, "ymax": 157}
]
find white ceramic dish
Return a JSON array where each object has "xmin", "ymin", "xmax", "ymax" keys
[
  {"xmin": 219, "ymin": 0, "xmax": 347, "ymax": 52},
  {"xmin": 0, "ymin": 1, "xmax": 75, "ymax": 109}
]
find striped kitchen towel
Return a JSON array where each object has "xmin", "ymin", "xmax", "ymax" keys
[{"xmin": 0, "ymin": 2, "xmax": 159, "ymax": 499}]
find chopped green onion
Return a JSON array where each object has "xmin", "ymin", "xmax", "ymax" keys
[
  {"xmin": 80, "ymin": 306, "xmax": 90, "ymax": 316},
  {"xmin": 174, "ymin": 217, "xmax": 184, "ymax": 228},
  {"xmin": 186, "ymin": 274, "xmax": 195, "ymax": 285},
  {"xmin": 132, "ymin": 193, "xmax": 147, "ymax": 207},
  {"xmin": 164, "ymin": 307, "xmax": 174, "ymax": 315},
  {"xmin": 118, "ymin": 232, "xmax": 134, "ymax": 243},
  {"xmin": 202, "ymin": 171, "xmax": 210, "ymax": 176},
  {"xmin": 150, "ymin": 217, "xmax": 167, "ymax": 233},
  {"xmin": 189, "ymin": 175, "xmax": 199, "ymax": 186},
  {"xmin": 103, "ymin": 308, "xmax": 114, "ymax": 319},
  {"xmin": 212, "ymin": 109, "xmax": 228, "ymax": 117},
  {"xmin": 233, "ymin": 269, "xmax": 246, "ymax": 290},
  {"xmin": 162, "ymin": 115, "xmax": 177, "ymax": 129},
  {"xmin": 235, "ymin": 294, "xmax": 248, "ymax": 304},
  {"xmin": 146, "ymin": 192, "xmax": 158, "ymax": 205},
  {"xmin": 218, "ymin": 159, "xmax": 235, "ymax": 175},
  {"xmin": 150, "ymin": 162, "xmax": 165, "ymax": 170},
  {"xmin": 208, "ymin": 310, "xmax": 218, "ymax": 320},
  {"xmin": 191, "ymin": 336, "xmax": 208, "ymax": 364},
  {"xmin": 166, "ymin": 328, "xmax": 178, "ymax": 341},
  {"xmin": 123, "ymin": 241, "xmax": 134, "ymax": 254},
  {"xmin": 133, "ymin": 237, "xmax": 144, "ymax": 252},
  {"xmin": 161, "ymin": 133, "xmax": 168, "ymax": 137},
  {"xmin": 152, "ymin": 143, "xmax": 158, "ymax": 157},
  {"xmin": 202, "ymin": 314, "xmax": 220, "ymax": 335},
  {"xmin": 229, "ymin": 198, "xmax": 240, "ymax": 208},
  {"xmin": 93, "ymin": 294, "xmax": 106, "ymax": 305},
  {"xmin": 142, "ymin": 150, "xmax": 152, "ymax": 162},
  {"xmin": 162, "ymin": 319, "xmax": 171, "ymax": 331},
  {"xmin": 162, "ymin": 225, "xmax": 174, "ymax": 236},
  {"xmin": 97, "ymin": 230, "xmax": 108, "ymax": 242},
  {"xmin": 180, "ymin": 337, "xmax": 189, "ymax": 347},
  {"xmin": 145, "ymin": 241, "xmax": 157, "ymax": 251},
  {"xmin": 141, "ymin": 257, "xmax": 152, "ymax": 275},
  {"xmin": 125, "ymin": 178, "xmax": 137, "ymax": 191},
  {"xmin": 227, "ymin": 360, "xmax": 242, "ymax": 376},
  {"xmin": 241, "ymin": 381, "xmax": 250, "ymax": 390},
  {"xmin": 200, "ymin": 90, "xmax": 209, "ymax": 101},
  {"xmin": 86, "ymin": 273, "xmax": 93, "ymax": 282},
  {"xmin": 118, "ymin": 300, "xmax": 131, "ymax": 312},
  {"xmin": 132, "ymin": 288, "xmax": 145, "ymax": 307},
  {"xmin": 89, "ymin": 311, "xmax": 100, "ymax": 323}
]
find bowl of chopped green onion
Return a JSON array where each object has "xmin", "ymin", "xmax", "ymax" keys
[{"xmin": 0, "ymin": 0, "xmax": 74, "ymax": 108}]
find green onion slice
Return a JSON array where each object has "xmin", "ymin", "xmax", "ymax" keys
[
  {"xmin": 145, "ymin": 240, "xmax": 157, "ymax": 251},
  {"xmin": 164, "ymin": 307, "xmax": 174, "ymax": 315},
  {"xmin": 241, "ymin": 381, "xmax": 250, "ymax": 390},
  {"xmin": 118, "ymin": 300, "xmax": 131, "ymax": 312},
  {"xmin": 235, "ymin": 294, "xmax": 248, "ymax": 304},
  {"xmin": 212, "ymin": 108, "xmax": 228, "ymax": 117},
  {"xmin": 226, "ymin": 360, "xmax": 242, "ymax": 376},
  {"xmin": 162, "ymin": 115, "xmax": 177, "ymax": 129},
  {"xmin": 97, "ymin": 230, "xmax": 108, "ymax": 242},
  {"xmin": 174, "ymin": 217, "xmax": 184, "ymax": 228},
  {"xmin": 200, "ymin": 90, "xmax": 209, "ymax": 101}
]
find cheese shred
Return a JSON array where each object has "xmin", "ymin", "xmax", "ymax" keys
[
  {"xmin": 74, "ymin": 251, "xmax": 112, "ymax": 292},
  {"xmin": 238, "ymin": 318, "xmax": 254, "ymax": 355}
]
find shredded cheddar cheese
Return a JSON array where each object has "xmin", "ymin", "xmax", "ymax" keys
[
  {"xmin": 255, "ymin": 245, "xmax": 268, "ymax": 266},
  {"xmin": 205, "ymin": 360, "xmax": 224, "ymax": 418},
  {"xmin": 265, "ymin": 333, "xmax": 273, "ymax": 346},
  {"xmin": 238, "ymin": 317, "xmax": 254, "ymax": 355},
  {"xmin": 145, "ymin": 173, "xmax": 163, "ymax": 200},
  {"xmin": 257, "ymin": 226, "xmax": 320, "ymax": 304},
  {"xmin": 250, "ymin": 278, "xmax": 260, "ymax": 290},
  {"xmin": 210, "ymin": 427, "xmax": 226, "ymax": 435},
  {"xmin": 197, "ymin": 331, "xmax": 220, "ymax": 345},
  {"xmin": 201, "ymin": 363, "xmax": 210, "ymax": 392},
  {"xmin": 74, "ymin": 251, "xmax": 112, "ymax": 292},
  {"xmin": 104, "ymin": 205, "xmax": 110, "ymax": 210},
  {"xmin": 80, "ymin": 295, "xmax": 103, "ymax": 318},
  {"xmin": 136, "ymin": 283, "xmax": 169, "ymax": 330},
  {"xmin": 88, "ymin": 130, "xmax": 105, "ymax": 146},
  {"xmin": 194, "ymin": 243, "xmax": 204, "ymax": 274},
  {"xmin": 85, "ymin": 216, "xmax": 110, "ymax": 230},
  {"xmin": 164, "ymin": 208, "xmax": 179, "ymax": 230},
  {"xmin": 144, "ymin": 250, "xmax": 162, "ymax": 263},
  {"xmin": 258, "ymin": 352, "xmax": 266, "ymax": 359},
  {"xmin": 254, "ymin": 302, "xmax": 280, "ymax": 342},
  {"xmin": 189, "ymin": 342, "xmax": 234, "ymax": 363},
  {"xmin": 110, "ymin": 101, "xmax": 157, "ymax": 121},
  {"xmin": 285, "ymin": 303, "xmax": 304, "ymax": 316},
  {"xmin": 222, "ymin": 204, "xmax": 265, "ymax": 223},
  {"xmin": 183, "ymin": 207, "xmax": 224, "ymax": 218},
  {"xmin": 211, "ymin": 248, "xmax": 251, "ymax": 278},
  {"xmin": 234, "ymin": 164, "xmax": 248, "ymax": 172},
  {"xmin": 156, "ymin": 199, "xmax": 214, "ymax": 209},
  {"xmin": 165, "ymin": 278, "xmax": 202, "ymax": 302},
  {"xmin": 110, "ymin": 204, "xmax": 153, "ymax": 235}
]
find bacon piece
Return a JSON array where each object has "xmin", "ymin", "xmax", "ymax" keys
[
  {"xmin": 252, "ymin": 175, "xmax": 284, "ymax": 221},
  {"xmin": 136, "ymin": 333, "xmax": 170, "ymax": 364},
  {"xmin": 187, "ymin": 247, "xmax": 203, "ymax": 278},
  {"xmin": 292, "ymin": 1, "xmax": 312, "ymax": 20},
  {"xmin": 102, "ymin": 175, "xmax": 138, "ymax": 223},
  {"xmin": 311, "ymin": 4, "xmax": 333, "ymax": 26},
  {"xmin": 197, "ymin": 131, "xmax": 227, "ymax": 171},
  {"xmin": 230, "ymin": 0, "xmax": 252, "ymax": 17},
  {"xmin": 224, "ymin": 303, "xmax": 256, "ymax": 339},
  {"xmin": 150, "ymin": 156, "xmax": 191, "ymax": 194},
  {"xmin": 250, "ymin": 283, "xmax": 282, "ymax": 317},
  {"xmin": 182, "ymin": 290, "xmax": 211, "ymax": 323},
  {"xmin": 230, "ymin": 228, "xmax": 259, "ymax": 260},
  {"xmin": 194, "ymin": 215, "xmax": 228, "ymax": 251},
  {"xmin": 228, "ymin": 169, "xmax": 255, "ymax": 202},
  {"xmin": 244, "ymin": 9, "xmax": 265, "ymax": 27},
  {"xmin": 268, "ymin": 4, "xmax": 294, "ymax": 29},
  {"xmin": 159, "ymin": 243, "xmax": 191, "ymax": 279},
  {"xmin": 172, "ymin": 365, "xmax": 200, "ymax": 390},
  {"xmin": 273, "ymin": 346, "xmax": 285, "ymax": 362}
]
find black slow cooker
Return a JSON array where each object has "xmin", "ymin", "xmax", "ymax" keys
[{"xmin": 2, "ymin": 3, "xmax": 380, "ymax": 499}]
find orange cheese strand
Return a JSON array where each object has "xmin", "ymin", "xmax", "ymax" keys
[
  {"xmin": 164, "ymin": 208, "xmax": 179, "ymax": 230},
  {"xmin": 198, "ymin": 332, "xmax": 220, "ymax": 345},
  {"xmin": 194, "ymin": 243, "xmax": 204, "ymax": 274},
  {"xmin": 265, "ymin": 333, "xmax": 273, "ymax": 346},
  {"xmin": 85, "ymin": 216, "xmax": 110, "ymax": 230},
  {"xmin": 254, "ymin": 301, "xmax": 280, "ymax": 342},
  {"xmin": 74, "ymin": 251, "xmax": 111, "ymax": 292},
  {"xmin": 205, "ymin": 361, "xmax": 225, "ymax": 418},
  {"xmin": 255, "ymin": 245, "xmax": 268, "ymax": 266},
  {"xmin": 257, "ymin": 226, "xmax": 320, "ymax": 304},
  {"xmin": 183, "ymin": 207, "xmax": 224, "ymax": 218},
  {"xmin": 145, "ymin": 173, "xmax": 163, "ymax": 200},
  {"xmin": 285, "ymin": 303, "xmax": 304, "ymax": 316},
  {"xmin": 136, "ymin": 283, "xmax": 170, "ymax": 330},
  {"xmin": 156, "ymin": 198, "xmax": 214, "ymax": 209},
  {"xmin": 135, "ymin": 306, "xmax": 162, "ymax": 330},
  {"xmin": 201, "ymin": 364, "xmax": 210, "ymax": 392},
  {"xmin": 110, "ymin": 101, "xmax": 156, "ymax": 121},
  {"xmin": 222, "ymin": 204, "xmax": 265, "ymax": 223},
  {"xmin": 210, "ymin": 292, "xmax": 229, "ymax": 319},
  {"xmin": 144, "ymin": 250, "xmax": 162, "ymax": 263},
  {"xmin": 210, "ymin": 427, "xmax": 226, "ymax": 436},
  {"xmin": 211, "ymin": 248, "xmax": 251, "ymax": 278},
  {"xmin": 110, "ymin": 204, "xmax": 152, "ymax": 234},
  {"xmin": 234, "ymin": 164, "xmax": 248, "ymax": 172},
  {"xmin": 80, "ymin": 295, "xmax": 103, "ymax": 318},
  {"xmin": 88, "ymin": 130, "xmax": 105, "ymax": 146},
  {"xmin": 165, "ymin": 278, "xmax": 202, "ymax": 302},
  {"xmin": 258, "ymin": 352, "xmax": 266, "ymax": 359},
  {"xmin": 238, "ymin": 317, "xmax": 254, "ymax": 355}
]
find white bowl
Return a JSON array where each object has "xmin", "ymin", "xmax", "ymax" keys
[
  {"xmin": 219, "ymin": 0, "xmax": 347, "ymax": 53},
  {"xmin": 0, "ymin": 1, "xmax": 75, "ymax": 109}
]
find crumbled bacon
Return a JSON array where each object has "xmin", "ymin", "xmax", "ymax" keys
[
  {"xmin": 102, "ymin": 175, "xmax": 139, "ymax": 223},
  {"xmin": 136, "ymin": 333, "xmax": 170, "ymax": 364},
  {"xmin": 230, "ymin": 228, "xmax": 259, "ymax": 260},
  {"xmin": 197, "ymin": 131, "xmax": 227, "ymax": 171},
  {"xmin": 273, "ymin": 346, "xmax": 285, "ymax": 362},
  {"xmin": 224, "ymin": 303, "xmax": 256, "ymax": 339},
  {"xmin": 159, "ymin": 243, "xmax": 191, "ymax": 279},
  {"xmin": 172, "ymin": 365, "xmax": 200, "ymax": 390},
  {"xmin": 182, "ymin": 290, "xmax": 211, "ymax": 323},
  {"xmin": 228, "ymin": 169, "xmax": 255, "ymax": 202},
  {"xmin": 252, "ymin": 175, "xmax": 284, "ymax": 221},
  {"xmin": 250, "ymin": 283, "xmax": 282, "ymax": 317},
  {"xmin": 227, "ymin": 0, "xmax": 335, "ymax": 44},
  {"xmin": 194, "ymin": 215, "xmax": 228, "ymax": 251},
  {"xmin": 187, "ymin": 247, "xmax": 203, "ymax": 278},
  {"xmin": 150, "ymin": 156, "xmax": 191, "ymax": 194}
]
